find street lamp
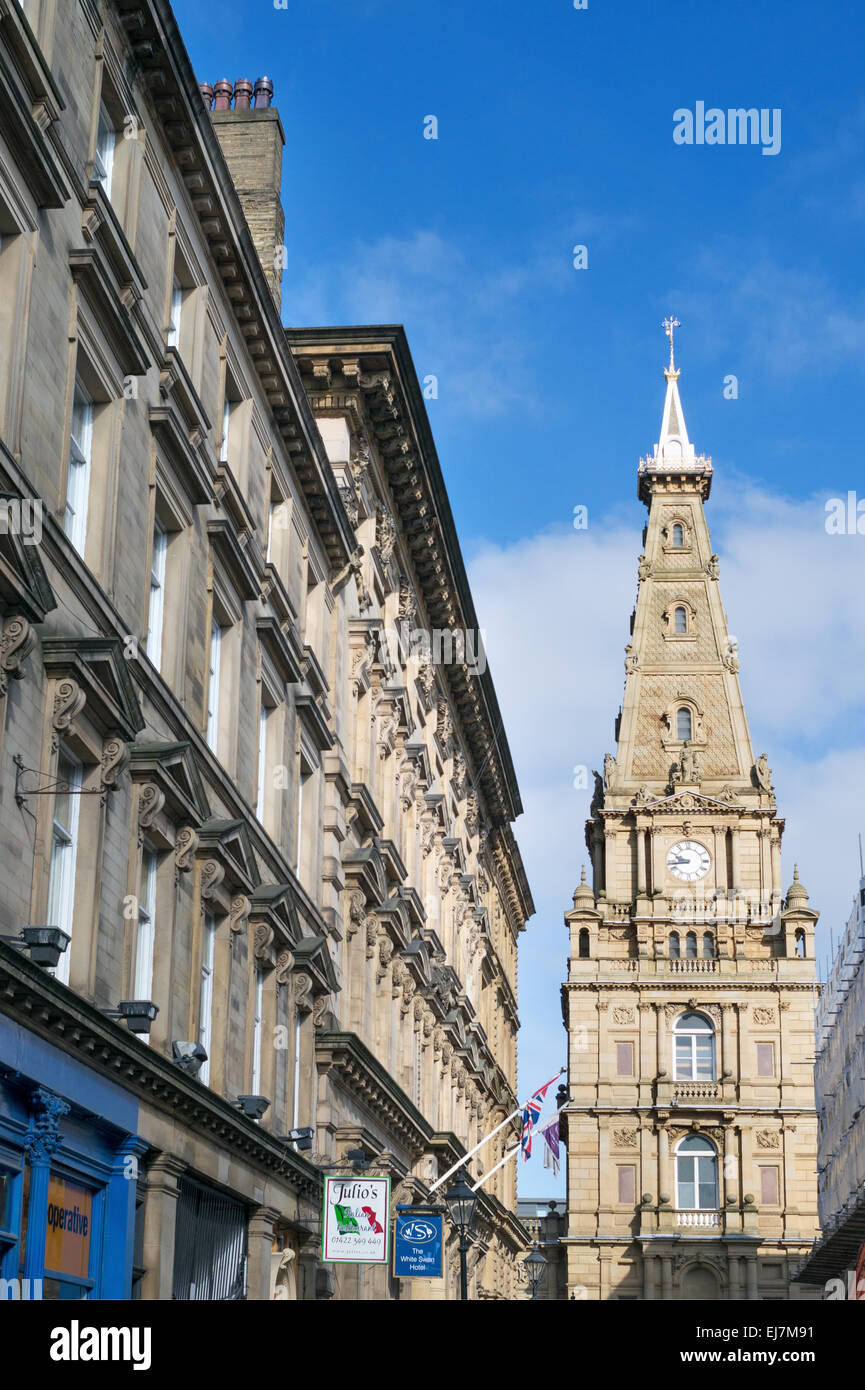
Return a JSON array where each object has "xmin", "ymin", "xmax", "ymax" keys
[
  {"xmin": 525, "ymin": 1246, "xmax": 547, "ymax": 1301},
  {"xmin": 445, "ymin": 1175, "xmax": 478, "ymax": 1301}
]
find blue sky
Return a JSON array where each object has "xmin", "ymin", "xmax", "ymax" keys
[{"xmin": 174, "ymin": 0, "xmax": 865, "ymax": 1198}]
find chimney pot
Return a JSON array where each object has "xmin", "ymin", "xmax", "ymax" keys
[
  {"xmin": 213, "ymin": 78, "xmax": 233, "ymax": 110},
  {"xmin": 234, "ymin": 79, "xmax": 253, "ymax": 111},
  {"xmin": 199, "ymin": 81, "xmax": 214, "ymax": 108},
  {"xmin": 253, "ymin": 76, "xmax": 273, "ymax": 109}
]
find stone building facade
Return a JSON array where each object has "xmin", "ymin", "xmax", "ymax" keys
[
  {"xmin": 560, "ymin": 348, "xmax": 821, "ymax": 1301},
  {"xmin": 0, "ymin": 0, "xmax": 531, "ymax": 1300},
  {"xmin": 793, "ymin": 858, "xmax": 865, "ymax": 1295}
]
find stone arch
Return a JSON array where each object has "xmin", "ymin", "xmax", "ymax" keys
[{"xmin": 679, "ymin": 1260, "xmax": 723, "ymax": 1302}]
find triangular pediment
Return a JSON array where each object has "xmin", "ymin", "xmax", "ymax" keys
[
  {"xmin": 129, "ymin": 740, "xmax": 210, "ymax": 824},
  {"xmin": 41, "ymin": 636, "xmax": 144, "ymax": 740},
  {"xmin": 196, "ymin": 817, "xmax": 260, "ymax": 893},
  {"xmin": 633, "ymin": 790, "xmax": 741, "ymax": 814}
]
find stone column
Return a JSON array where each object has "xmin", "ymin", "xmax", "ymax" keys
[
  {"xmin": 140, "ymin": 1153, "xmax": 187, "ymax": 1301},
  {"xmin": 658, "ymin": 1125, "xmax": 671, "ymax": 1203},
  {"xmin": 636, "ymin": 826, "xmax": 647, "ymax": 896},
  {"xmin": 661, "ymin": 1256, "xmax": 672, "ymax": 1300},
  {"xmin": 642, "ymin": 1250, "xmax": 655, "ymax": 1301},
  {"xmin": 730, "ymin": 823, "xmax": 741, "ymax": 894},
  {"xmin": 729, "ymin": 1255, "xmax": 741, "ymax": 1300},
  {"xmin": 746, "ymin": 1254, "xmax": 758, "ymax": 1300},
  {"xmin": 759, "ymin": 827, "xmax": 772, "ymax": 911},
  {"xmin": 656, "ymin": 1004, "xmax": 669, "ymax": 1079},
  {"xmin": 770, "ymin": 833, "xmax": 782, "ymax": 898},
  {"xmin": 650, "ymin": 825, "xmax": 663, "ymax": 896},
  {"xmin": 247, "ymin": 1205, "xmax": 281, "ymax": 1301},
  {"xmin": 713, "ymin": 823, "xmax": 727, "ymax": 895}
]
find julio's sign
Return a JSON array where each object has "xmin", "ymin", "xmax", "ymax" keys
[{"xmin": 322, "ymin": 1176, "xmax": 390, "ymax": 1265}]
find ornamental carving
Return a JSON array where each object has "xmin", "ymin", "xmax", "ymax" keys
[
  {"xmin": 0, "ymin": 615, "xmax": 35, "ymax": 694},
  {"xmin": 376, "ymin": 935, "xmax": 394, "ymax": 982},
  {"xmin": 346, "ymin": 888, "xmax": 366, "ymax": 939},
  {"xmin": 52, "ymin": 678, "xmax": 86, "ymax": 747},
  {"xmin": 294, "ymin": 973, "xmax": 313, "ymax": 1015},
  {"xmin": 365, "ymin": 916, "xmax": 379, "ymax": 958},
  {"xmin": 349, "ymin": 434, "xmax": 372, "ymax": 482},
  {"xmin": 275, "ymin": 950, "xmax": 294, "ymax": 985},
  {"xmin": 254, "ymin": 923, "xmax": 275, "ymax": 962},
  {"xmin": 174, "ymin": 827, "xmax": 198, "ymax": 875},
  {"xmin": 753, "ymin": 1007, "xmax": 775, "ymax": 1026},
  {"xmin": 612, "ymin": 1128, "xmax": 638, "ymax": 1149},
  {"xmin": 200, "ymin": 858, "xmax": 225, "ymax": 901},
  {"xmin": 754, "ymin": 753, "xmax": 773, "ymax": 792},
  {"xmin": 398, "ymin": 575, "xmax": 417, "ymax": 625},
  {"xmin": 375, "ymin": 505, "xmax": 396, "ymax": 565},
  {"xmin": 229, "ymin": 894, "xmax": 250, "ymax": 934},
  {"xmin": 138, "ymin": 781, "xmax": 165, "ymax": 830},
  {"xmin": 755, "ymin": 1130, "xmax": 781, "ymax": 1150},
  {"xmin": 612, "ymin": 1007, "xmax": 635, "ymax": 1025},
  {"xmin": 436, "ymin": 699, "xmax": 453, "ymax": 749},
  {"xmin": 313, "ymin": 995, "xmax": 330, "ymax": 1028},
  {"xmin": 24, "ymin": 1087, "xmax": 71, "ymax": 1163}
]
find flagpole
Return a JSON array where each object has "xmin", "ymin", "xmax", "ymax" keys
[
  {"xmin": 470, "ymin": 1144, "xmax": 520, "ymax": 1191},
  {"xmin": 428, "ymin": 1067, "xmax": 564, "ymax": 1194},
  {"xmin": 470, "ymin": 1102, "xmax": 568, "ymax": 1191}
]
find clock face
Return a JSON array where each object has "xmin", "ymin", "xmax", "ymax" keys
[{"xmin": 667, "ymin": 840, "xmax": 711, "ymax": 882}]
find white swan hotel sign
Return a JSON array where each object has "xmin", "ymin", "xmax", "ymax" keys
[{"xmin": 322, "ymin": 1175, "xmax": 391, "ymax": 1264}]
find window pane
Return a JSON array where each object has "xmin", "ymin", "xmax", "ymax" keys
[
  {"xmin": 617, "ymin": 1166, "xmax": 635, "ymax": 1203},
  {"xmin": 675, "ymin": 1038, "xmax": 693, "ymax": 1079},
  {"xmin": 695, "ymin": 1036, "xmax": 714, "ymax": 1078},
  {"xmin": 677, "ymin": 707, "xmax": 692, "ymax": 739},
  {"xmin": 678, "ymin": 1178, "xmax": 696, "ymax": 1208},
  {"xmin": 757, "ymin": 1043, "xmax": 775, "ymax": 1077},
  {"xmin": 685, "ymin": 932, "xmax": 697, "ymax": 958},
  {"xmin": 761, "ymin": 1167, "xmax": 779, "ymax": 1204},
  {"xmin": 674, "ymin": 607, "xmax": 687, "ymax": 634}
]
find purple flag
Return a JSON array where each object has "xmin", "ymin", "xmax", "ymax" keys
[{"xmin": 541, "ymin": 1118, "xmax": 560, "ymax": 1177}]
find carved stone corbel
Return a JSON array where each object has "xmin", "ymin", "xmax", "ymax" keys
[
  {"xmin": 0, "ymin": 615, "xmax": 35, "ymax": 695},
  {"xmin": 138, "ymin": 782, "xmax": 165, "ymax": 832},
  {"xmin": 174, "ymin": 827, "xmax": 199, "ymax": 876},
  {"xmin": 275, "ymin": 950, "xmax": 294, "ymax": 985},
  {"xmin": 294, "ymin": 972, "xmax": 313, "ymax": 1015},
  {"xmin": 52, "ymin": 678, "xmax": 86, "ymax": 750},
  {"xmin": 229, "ymin": 894, "xmax": 251, "ymax": 934},
  {"xmin": 200, "ymin": 858, "xmax": 225, "ymax": 901},
  {"xmin": 100, "ymin": 736, "xmax": 129, "ymax": 796}
]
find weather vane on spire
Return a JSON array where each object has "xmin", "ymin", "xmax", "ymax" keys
[{"xmin": 662, "ymin": 315, "xmax": 680, "ymax": 373}]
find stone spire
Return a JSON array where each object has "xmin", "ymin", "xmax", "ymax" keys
[{"xmin": 609, "ymin": 336, "xmax": 761, "ymax": 805}]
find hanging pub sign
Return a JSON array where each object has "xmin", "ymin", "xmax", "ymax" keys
[
  {"xmin": 322, "ymin": 1175, "xmax": 390, "ymax": 1264},
  {"xmin": 393, "ymin": 1213, "xmax": 443, "ymax": 1279}
]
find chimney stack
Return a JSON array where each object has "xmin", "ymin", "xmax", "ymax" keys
[{"xmin": 205, "ymin": 75, "xmax": 286, "ymax": 312}]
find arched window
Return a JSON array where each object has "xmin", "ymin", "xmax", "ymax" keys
[
  {"xmin": 795, "ymin": 928, "xmax": 806, "ymax": 959},
  {"xmin": 673, "ymin": 1011, "xmax": 715, "ymax": 1080},
  {"xmin": 685, "ymin": 931, "xmax": 697, "ymax": 959},
  {"xmin": 672, "ymin": 523, "xmax": 685, "ymax": 548},
  {"xmin": 578, "ymin": 928, "xmax": 590, "ymax": 959},
  {"xmin": 702, "ymin": 931, "xmax": 715, "ymax": 959},
  {"xmin": 669, "ymin": 931, "xmax": 680, "ymax": 959},
  {"xmin": 676, "ymin": 707, "xmax": 692, "ymax": 740},
  {"xmin": 675, "ymin": 1135, "xmax": 718, "ymax": 1211},
  {"xmin": 673, "ymin": 606, "xmax": 688, "ymax": 635}
]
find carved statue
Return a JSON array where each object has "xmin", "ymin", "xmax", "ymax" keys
[
  {"xmin": 590, "ymin": 770, "xmax": 604, "ymax": 817},
  {"xmin": 624, "ymin": 644, "xmax": 639, "ymax": 674},
  {"xmin": 754, "ymin": 752, "xmax": 773, "ymax": 792},
  {"xmin": 603, "ymin": 753, "xmax": 616, "ymax": 791},
  {"xmin": 707, "ymin": 554, "xmax": 720, "ymax": 579},
  {"xmin": 722, "ymin": 635, "xmax": 739, "ymax": 672},
  {"xmin": 672, "ymin": 741, "xmax": 701, "ymax": 786}
]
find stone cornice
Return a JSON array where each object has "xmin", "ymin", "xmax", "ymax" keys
[{"xmin": 0, "ymin": 939, "xmax": 321, "ymax": 1199}]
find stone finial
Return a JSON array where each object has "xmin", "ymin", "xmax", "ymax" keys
[
  {"xmin": 786, "ymin": 864, "xmax": 809, "ymax": 904},
  {"xmin": 573, "ymin": 865, "xmax": 594, "ymax": 908}
]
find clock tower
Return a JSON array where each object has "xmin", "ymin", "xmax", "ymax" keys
[{"xmin": 560, "ymin": 334, "xmax": 821, "ymax": 1302}]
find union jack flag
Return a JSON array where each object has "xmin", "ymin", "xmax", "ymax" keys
[{"xmin": 520, "ymin": 1073, "xmax": 560, "ymax": 1161}]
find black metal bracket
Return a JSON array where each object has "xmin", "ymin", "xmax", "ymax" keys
[{"xmin": 13, "ymin": 753, "xmax": 110, "ymax": 811}]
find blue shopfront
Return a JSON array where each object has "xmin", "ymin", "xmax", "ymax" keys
[{"xmin": 0, "ymin": 1015, "xmax": 145, "ymax": 1300}]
